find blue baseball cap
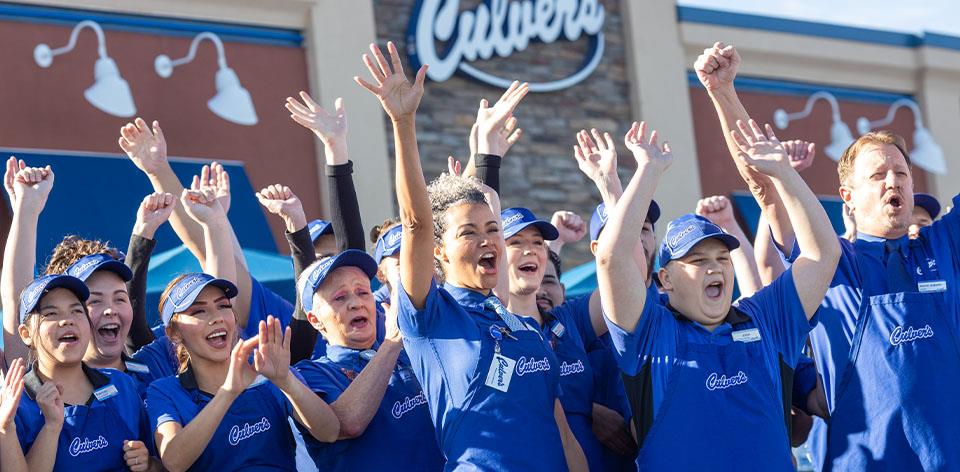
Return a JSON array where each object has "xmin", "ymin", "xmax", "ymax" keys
[
  {"xmin": 501, "ymin": 207, "xmax": 559, "ymax": 240},
  {"xmin": 589, "ymin": 200, "xmax": 661, "ymax": 241},
  {"xmin": 374, "ymin": 224, "xmax": 402, "ymax": 264},
  {"xmin": 160, "ymin": 273, "xmax": 238, "ymax": 326},
  {"xmin": 66, "ymin": 253, "xmax": 133, "ymax": 282},
  {"xmin": 914, "ymin": 193, "xmax": 941, "ymax": 220},
  {"xmin": 19, "ymin": 275, "xmax": 90, "ymax": 324},
  {"xmin": 299, "ymin": 250, "xmax": 378, "ymax": 313},
  {"xmin": 658, "ymin": 214, "xmax": 740, "ymax": 266},
  {"xmin": 308, "ymin": 219, "xmax": 334, "ymax": 243}
]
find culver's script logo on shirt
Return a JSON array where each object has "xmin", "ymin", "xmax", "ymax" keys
[
  {"xmin": 409, "ymin": 0, "xmax": 605, "ymax": 92},
  {"xmin": 392, "ymin": 391, "xmax": 429, "ymax": 419},
  {"xmin": 229, "ymin": 417, "xmax": 271, "ymax": 446},
  {"xmin": 705, "ymin": 371, "xmax": 748, "ymax": 391},
  {"xmin": 516, "ymin": 356, "xmax": 552, "ymax": 376},
  {"xmin": 889, "ymin": 324, "xmax": 935, "ymax": 346},
  {"xmin": 69, "ymin": 436, "xmax": 109, "ymax": 457},
  {"xmin": 559, "ymin": 360, "xmax": 584, "ymax": 376}
]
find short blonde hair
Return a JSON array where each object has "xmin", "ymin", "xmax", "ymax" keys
[{"xmin": 837, "ymin": 131, "xmax": 911, "ymax": 185}]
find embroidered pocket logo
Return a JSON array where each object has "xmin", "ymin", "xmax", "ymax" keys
[
  {"xmin": 889, "ymin": 324, "xmax": 935, "ymax": 346},
  {"xmin": 69, "ymin": 436, "xmax": 109, "ymax": 457},
  {"xmin": 229, "ymin": 417, "xmax": 271, "ymax": 446}
]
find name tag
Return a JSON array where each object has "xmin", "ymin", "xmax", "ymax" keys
[
  {"xmin": 93, "ymin": 384, "xmax": 119, "ymax": 402},
  {"xmin": 732, "ymin": 328, "xmax": 761, "ymax": 343},
  {"xmin": 919, "ymin": 280, "xmax": 947, "ymax": 293},
  {"xmin": 484, "ymin": 353, "xmax": 516, "ymax": 393},
  {"xmin": 124, "ymin": 361, "xmax": 150, "ymax": 374}
]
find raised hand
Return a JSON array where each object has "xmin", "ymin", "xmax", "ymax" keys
[
  {"xmin": 118, "ymin": 118, "xmax": 168, "ymax": 176},
  {"xmin": 253, "ymin": 316, "xmax": 293, "ymax": 387},
  {"xmin": 476, "ymin": 82, "xmax": 528, "ymax": 156},
  {"xmin": 13, "ymin": 164, "xmax": 55, "ymax": 213},
  {"xmin": 783, "ymin": 139, "xmax": 816, "ymax": 172},
  {"xmin": 0, "ymin": 357, "xmax": 25, "ymax": 432},
  {"xmin": 551, "ymin": 211, "xmax": 587, "ymax": 244},
  {"xmin": 255, "ymin": 184, "xmax": 306, "ymax": 232},
  {"xmin": 180, "ymin": 187, "xmax": 225, "ymax": 225},
  {"xmin": 194, "ymin": 163, "xmax": 232, "ymax": 214},
  {"xmin": 730, "ymin": 120, "xmax": 791, "ymax": 178},
  {"xmin": 134, "ymin": 192, "xmax": 176, "ymax": 239},
  {"xmin": 123, "ymin": 440, "xmax": 150, "ymax": 472},
  {"xmin": 624, "ymin": 121, "xmax": 673, "ymax": 172},
  {"xmin": 574, "ymin": 128, "xmax": 618, "ymax": 183},
  {"xmin": 694, "ymin": 42, "xmax": 740, "ymax": 92},
  {"xmin": 222, "ymin": 337, "xmax": 260, "ymax": 395},
  {"xmin": 354, "ymin": 41, "xmax": 427, "ymax": 122},
  {"xmin": 3, "ymin": 156, "xmax": 25, "ymax": 206},
  {"xmin": 35, "ymin": 381, "xmax": 65, "ymax": 429},
  {"xmin": 286, "ymin": 92, "xmax": 349, "ymax": 165},
  {"xmin": 446, "ymin": 156, "xmax": 463, "ymax": 177},
  {"xmin": 696, "ymin": 195, "xmax": 737, "ymax": 229}
]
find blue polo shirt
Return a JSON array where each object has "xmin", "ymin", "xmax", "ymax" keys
[
  {"xmin": 397, "ymin": 282, "xmax": 566, "ymax": 471},
  {"xmin": 243, "ymin": 277, "xmax": 295, "ymax": 339},
  {"xmin": 145, "ymin": 366, "xmax": 298, "ymax": 471},
  {"xmin": 294, "ymin": 343, "xmax": 444, "ymax": 471},
  {"xmin": 16, "ymin": 365, "xmax": 152, "ymax": 471},
  {"xmin": 131, "ymin": 334, "xmax": 177, "ymax": 379},
  {"xmin": 606, "ymin": 269, "xmax": 814, "ymax": 422}
]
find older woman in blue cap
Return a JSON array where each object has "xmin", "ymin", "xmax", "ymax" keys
[{"xmin": 293, "ymin": 249, "xmax": 443, "ymax": 471}]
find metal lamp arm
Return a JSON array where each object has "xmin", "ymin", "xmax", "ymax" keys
[
  {"xmin": 863, "ymin": 98, "xmax": 922, "ymax": 129},
  {"xmin": 50, "ymin": 20, "xmax": 108, "ymax": 58},
  {"xmin": 784, "ymin": 91, "xmax": 843, "ymax": 123},
  {"xmin": 168, "ymin": 32, "xmax": 228, "ymax": 70}
]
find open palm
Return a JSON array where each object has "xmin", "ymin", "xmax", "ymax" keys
[
  {"xmin": 731, "ymin": 120, "xmax": 790, "ymax": 177},
  {"xmin": 119, "ymin": 118, "xmax": 167, "ymax": 175},
  {"xmin": 574, "ymin": 129, "xmax": 618, "ymax": 182},
  {"xmin": 355, "ymin": 41, "xmax": 427, "ymax": 122},
  {"xmin": 624, "ymin": 121, "xmax": 672, "ymax": 172},
  {"xmin": 254, "ymin": 317, "xmax": 291, "ymax": 383},
  {"xmin": 287, "ymin": 92, "xmax": 348, "ymax": 141}
]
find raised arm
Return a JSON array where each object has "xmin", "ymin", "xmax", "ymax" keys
[
  {"xmin": 354, "ymin": 42, "xmax": 431, "ymax": 306},
  {"xmin": 0, "ymin": 358, "xmax": 27, "ymax": 472},
  {"xmin": 126, "ymin": 192, "xmax": 175, "ymax": 350},
  {"xmin": 181, "ymin": 188, "xmax": 236, "ymax": 286},
  {"xmin": 256, "ymin": 184, "xmax": 316, "ymax": 362},
  {"xmin": 253, "ymin": 316, "xmax": 339, "ymax": 442},
  {"xmin": 119, "ymin": 119, "xmax": 207, "ymax": 262},
  {"xmin": 696, "ymin": 195, "xmax": 762, "ymax": 297},
  {"xmin": 730, "ymin": 120, "xmax": 840, "ymax": 318},
  {"xmin": 754, "ymin": 139, "xmax": 816, "ymax": 285},
  {"xmin": 596, "ymin": 123, "xmax": 672, "ymax": 332},
  {"xmin": 546, "ymin": 211, "xmax": 587, "ymax": 256},
  {"xmin": 463, "ymin": 90, "xmax": 525, "ymax": 191},
  {"xmin": 287, "ymin": 92, "xmax": 366, "ymax": 251},
  {"xmin": 155, "ymin": 338, "xmax": 258, "ymax": 471},
  {"xmin": 2, "ymin": 160, "xmax": 54, "ymax": 364},
  {"xmin": 327, "ymin": 289, "xmax": 403, "ymax": 439},
  {"xmin": 573, "ymin": 129, "xmax": 622, "ymax": 208},
  {"xmin": 694, "ymin": 43, "xmax": 796, "ymax": 251}
]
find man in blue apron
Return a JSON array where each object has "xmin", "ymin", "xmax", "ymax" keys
[
  {"xmin": 596, "ymin": 119, "xmax": 839, "ymax": 469},
  {"xmin": 694, "ymin": 42, "xmax": 960, "ymax": 470}
]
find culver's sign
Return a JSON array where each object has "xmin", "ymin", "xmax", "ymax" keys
[{"xmin": 408, "ymin": 0, "xmax": 605, "ymax": 92}]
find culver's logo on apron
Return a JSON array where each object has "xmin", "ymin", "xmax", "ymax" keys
[
  {"xmin": 705, "ymin": 371, "xmax": 749, "ymax": 391},
  {"xmin": 889, "ymin": 324, "xmax": 935, "ymax": 346},
  {"xmin": 228, "ymin": 417, "xmax": 271, "ymax": 446},
  {"xmin": 69, "ymin": 435, "xmax": 109, "ymax": 457}
]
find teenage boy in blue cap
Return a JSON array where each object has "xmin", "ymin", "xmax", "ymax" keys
[
  {"xmin": 699, "ymin": 42, "xmax": 960, "ymax": 470},
  {"xmin": 597, "ymin": 119, "xmax": 839, "ymax": 470}
]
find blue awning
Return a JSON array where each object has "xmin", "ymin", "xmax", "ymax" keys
[{"xmin": 0, "ymin": 149, "xmax": 278, "ymax": 272}]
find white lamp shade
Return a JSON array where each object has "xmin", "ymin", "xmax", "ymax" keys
[
  {"xmin": 825, "ymin": 120, "xmax": 855, "ymax": 161},
  {"xmin": 911, "ymin": 127, "xmax": 947, "ymax": 175},
  {"xmin": 207, "ymin": 67, "xmax": 257, "ymax": 126},
  {"xmin": 84, "ymin": 57, "xmax": 136, "ymax": 117}
]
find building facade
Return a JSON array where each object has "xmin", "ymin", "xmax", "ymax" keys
[{"xmin": 1, "ymin": 0, "xmax": 958, "ymax": 270}]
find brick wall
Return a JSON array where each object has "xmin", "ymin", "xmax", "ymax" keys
[{"xmin": 372, "ymin": 0, "xmax": 635, "ymax": 267}]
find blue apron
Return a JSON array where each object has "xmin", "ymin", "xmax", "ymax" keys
[
  {"xmin": 444, "ymin": 313, "xmax": 565, "ymax": 471},
  {"xmin": 183, "ymin": 377, "xmax": 297, "ymax": 471},
  {"xmin": 826, "ymin": 237, "xmax": 960, "ymax": 470},
  {"xmin": 636, "ymin": 316, "xmax": 793, "ymax": 470}
]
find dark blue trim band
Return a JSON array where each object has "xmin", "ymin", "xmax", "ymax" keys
[
  {"xmin": 687, "ymin": 71, "xmax": 913, "ymax": 105},
  {"xmin": 678, "ymin": 6, "xmax": 960, "ymax": 52},
  {"xmin": 0, "ymin": 2, "xmax": 302, "ymax": 47}
]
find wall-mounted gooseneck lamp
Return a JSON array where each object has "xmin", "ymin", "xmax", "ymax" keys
[
  {"xmin": 34, "ymin": 20, "xmax": 137, "ymax": 118},
  {"xmin": 773, "ymin": 91, "xmax": 854, "ymax": 161},
  {"xmin": 154, "ymin": 32, "xmax": 258, "ymax": 126},
  {"xmin": 856, "ymin": 98, "xmax": 946, "ymax": 175}
]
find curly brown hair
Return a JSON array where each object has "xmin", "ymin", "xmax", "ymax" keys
[
  {"xmin": 369, "ymin": 217, "xmax": 401, "ymax": 245},
  {"xmin": 44, "ymin": 235, "xmax": 121, "ymax": 275}
]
